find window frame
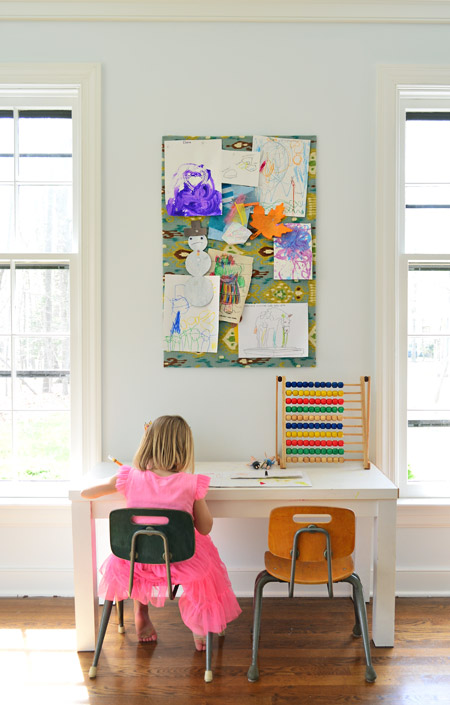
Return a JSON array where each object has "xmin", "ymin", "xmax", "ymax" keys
[
  {"xmin": 0, "ymin": 64, "xmax": 101, "ymax": 497},
  {"xmin": 377, "ymin": 65, "xmax": 450, "ymax": 499}
]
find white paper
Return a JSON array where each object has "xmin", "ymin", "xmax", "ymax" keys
[
  {"xmin": 238, "ymin": 303, "xmax": 309, "ymax": 358},
  {"xmin": 274, "ymin": 223, "xmax": 313, "ymax": 280},
  {"xmin": 208, "ymin": 247, "xmax": 253, "ymax": 324},
  {"xmin": 231, "ymin": 468, "xmax": 308, "ymax": 479},
  {"xmin": 221, "ymin": 150, "xmax": 261, "ymax": 187},
  {"xmin": 207, "ymin": 469, "xmax": 312, "ymax": 487},
  {"xmin": 164, "ymin": 139, "xmax": 222, "ymax": 216},
  {"xmin": 222, "ymin": 222, "xmax": 252, "ymax": 245},
  {"xmin": 163, "ymin": 274, "xmax": 220, "ymax": 354},
  {"xmin": 253, "ymin": 135, "xmax": 310, "ymax": 217}
]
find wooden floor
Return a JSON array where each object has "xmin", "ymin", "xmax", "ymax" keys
[{"xmin": 1, "ymin": 596, "xmax": 449, "ymax": 705}]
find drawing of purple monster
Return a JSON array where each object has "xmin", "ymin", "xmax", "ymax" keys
[{"xmin": 166, "ymin": 163, "xmax": 222, "ymax": 217}]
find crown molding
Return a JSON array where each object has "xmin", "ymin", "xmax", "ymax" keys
[{"xmin": 2, "ymin": 1, "xmax": 450, "ymax": 24}]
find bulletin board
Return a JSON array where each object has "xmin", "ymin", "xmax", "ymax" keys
[{"xmin": 162, "ymin": 135, "xmax": 316, "ymax": 368}]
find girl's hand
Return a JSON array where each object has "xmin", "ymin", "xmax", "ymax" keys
[
  {"xmin": 193, "ymin": 498, "xmax": 213, "ymax": 535},
  {"xmin": 81, "ymin": 474, "xmax": 118, "ymax": 499}
]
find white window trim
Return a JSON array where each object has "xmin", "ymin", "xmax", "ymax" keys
[
  {"xmin": 376, "ymin": 64, "xmax": 450, "ymax": 501},
  {"xmin": 0, "ymin": 63, "xmax": 101, "ymax": 494}
]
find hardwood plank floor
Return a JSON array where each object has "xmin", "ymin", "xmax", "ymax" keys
[{"xmin": 1, "ymin": 597, "xmax": 449, "ymax": 705}]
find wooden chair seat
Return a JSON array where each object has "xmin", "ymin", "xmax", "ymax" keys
[{"xmin": 265, "ymin": 551, "xmax": 354, "ymax": 585}]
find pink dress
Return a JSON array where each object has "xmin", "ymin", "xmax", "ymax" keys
[{"xmin": 98, "ymin": 466, "xmax": 241, "ymax": 636}]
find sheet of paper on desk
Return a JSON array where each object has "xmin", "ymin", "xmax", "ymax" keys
[
  {"xmin": 207, "ymin": 469, "xmax": 311, "ymax": 488},
  {"xmin": 231, "ymin": 468, "xmax": 306, "ymax": 479}
]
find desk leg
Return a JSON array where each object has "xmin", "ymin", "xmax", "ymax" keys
[
  {"xmin": 355, "ymin": 517, "xmax": 372, "ymax": 603},
  {"xmin": 71, "ymin": 500, "xmax": 98, "ymax": 651},
  {"xmin": 372, "ymin": 499, "xmax": 397, "ymax": 647}
]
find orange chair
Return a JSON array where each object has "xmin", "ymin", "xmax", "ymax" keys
[{"xmin": 247, "ymin": 506, "xmax": 377, "ymax": 683}]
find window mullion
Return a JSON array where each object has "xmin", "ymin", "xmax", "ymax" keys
[{"xmin": 10, "ymin": 260, "xmax": 17, "ymax": 477}]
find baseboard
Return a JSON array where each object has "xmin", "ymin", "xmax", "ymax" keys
[
  {"xmin": 0, "ymin": 569, "xmax": 74, "ymax": 597},
  {"xmin": 1, "ymin": 568, "xmax": 449, "ymax": 599},
  {"xmin": 395, "ymin": 570, "xmax": 450, "ymax": 597},
  {"xmin": 229, "ymin": 570, "xmax": 450, "ymax": 598}
]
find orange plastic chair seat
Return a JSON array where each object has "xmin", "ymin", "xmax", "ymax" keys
[{"xmin": 264, "ymin": 550, "xmax": 355, "ymax": 585}]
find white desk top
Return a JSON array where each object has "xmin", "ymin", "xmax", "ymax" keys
[{"xmin": 69, "ymin": 460, "xmax": 398, "ymax": 503}]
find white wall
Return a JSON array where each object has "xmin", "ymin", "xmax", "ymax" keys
[{"xmin": 0, "ymin": 18, "xmax": 449, "ymax": 596}]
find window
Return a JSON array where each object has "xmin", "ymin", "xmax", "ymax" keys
[
  {"xmin": 377, "ymin": 67, "xmax": 450, "ymax": 498},
  {"xmin": 0, "ymin": 66, "xmax": 101, "ymax": 497}
]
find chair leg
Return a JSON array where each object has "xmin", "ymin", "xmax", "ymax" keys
[
  {"xmin": 89, "ymin": 599, "xmax": 114, "ymax": 678},
  {"xmin": 247, "ymin": 570, "xmax": 283, "ymax": 682},
  {"xmin": 204, "ymin": 632, "xmax": 213, "ymax": 682},
  {"xmin": 344, "ymin": 574, "xmax": 377, "ymax": 683},
  {"xmin": 350, "ymin": 587, "xmax": 362, "ymax": 637},
  {"xmin": 116, "ymin": 600, "xmax": 125, "ymax": 634}
]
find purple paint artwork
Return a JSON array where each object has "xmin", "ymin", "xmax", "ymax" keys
[
  {"xmin": 166, "ymin": 163, "xmax": 222, "ymax": 217},
  {"xmin": 164, "ymin": 139, "xmax": 222, "ymax": 217},
  {"xmin": 273, "ymin": 223, "xmax": 312, "ymax": 281}
]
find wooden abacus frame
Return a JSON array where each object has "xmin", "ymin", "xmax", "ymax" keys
[{"xmin": 276, "ymin": 376, "xmax": 371, "ymax": 469}]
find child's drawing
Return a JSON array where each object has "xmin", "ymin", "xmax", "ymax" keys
[
  {"xmin": 253, "ymin": 136, "xmax": 310, "ymax": 217},
  {"xmin": 163, "ymin": 274, "xmax": 220, "ymax": 353},
  {"xmin": 164, "ymin": 139, "xmax": 222, "ymax": 217},
  {"xmin": 221, "ymin": 150, "xmax": 261, "ymax": 187},
  {"xmin": 208, "ymin": 184, "xmax": 255, "ymax": 241},
  {"xmin": 208, "ymin": 248, "xmax": 253, "ymax": 324},
  {"xmin": 274, "ymin": 223, "xmax": 312, "ymax": 280},
  {"xmin": 238, "ymin": 303, "xmax": 308, "ymax": 358},
  {"xmin": 222, "ymin": 222, "xmax": 252, "ymax": 245}
]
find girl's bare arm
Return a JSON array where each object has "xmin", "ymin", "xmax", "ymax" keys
[
  {"xmin": 81, "ymin": 474, "xmax": 118, "ymax": 499},
  {"xmin": 193, "ymin": 498, "xmax": 213, "ymax": 535}
]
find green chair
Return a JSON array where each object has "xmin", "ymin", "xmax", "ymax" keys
[
  {"xmin": 88, "ymin": 508, "xmax": 215, "ymax": 682},
  {"xmin": 247, "ymin": 506, "xmax": 377, "ymax": 684}
]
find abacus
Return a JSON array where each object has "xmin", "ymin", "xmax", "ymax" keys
[{"xmin": 276, "ymin": 376, "xmax": 371, "ymax": 469}]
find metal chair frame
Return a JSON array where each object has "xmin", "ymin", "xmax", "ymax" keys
[
  {"xmin": 247, "ymin": 509, "xmax": 377, "ymax": 684},
  {"xmin": 88, "ymin": 508, "xmax": 215, "ymax": 682}
]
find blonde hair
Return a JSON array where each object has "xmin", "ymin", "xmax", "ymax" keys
[{"xmin": 133, "ymin": 415, "xmax": 194, "ymax": 473}]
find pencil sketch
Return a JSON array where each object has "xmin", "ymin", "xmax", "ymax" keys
[
  {"xmin": 221, "ymin": 150, "xmax": 261, "ymax": 187},
  {"xmin": 238, "ymin": 303, "xmax": 308, "ymax": 358}
]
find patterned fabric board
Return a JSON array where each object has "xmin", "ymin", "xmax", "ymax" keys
[{"xmin": 162, "ymin": 135, "xmax": 317, "ymax": 368}]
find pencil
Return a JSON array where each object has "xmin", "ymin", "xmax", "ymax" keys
[{"xmin": 108, "ymin": 455, "xmax": 123, "ymax": 466}]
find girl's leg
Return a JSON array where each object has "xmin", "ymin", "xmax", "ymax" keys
[
  {"xmin": 193, "ymin": 634, "xmax": 206, "ymax": 651},
  {"xmin": 133, "ymin": 600, "xmax": 157, "ymax": 643}
]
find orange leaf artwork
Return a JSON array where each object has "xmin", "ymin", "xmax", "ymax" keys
[{"xmin": 249, "ymin": 203, "xmax": 293, "ymax": 241}]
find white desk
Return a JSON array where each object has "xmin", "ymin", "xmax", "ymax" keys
[{"xmin": 69, "ymin": 461, "xmax": 398, "ymax": 652}]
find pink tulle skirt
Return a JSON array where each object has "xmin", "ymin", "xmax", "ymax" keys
[{"xmin": 98, "ymin": 531, "xmax": 241, "ymax": 636}]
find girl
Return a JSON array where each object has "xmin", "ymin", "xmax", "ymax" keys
[{"xmin": 81, "ymin": 415, "xmax": 241, "ymax": 650}]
